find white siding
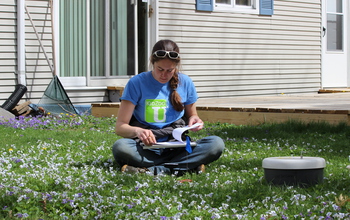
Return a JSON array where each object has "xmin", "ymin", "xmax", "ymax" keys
[
  {"xmin": 24, "ymin": 0, "xmax": 54, "ymax": 103},
  {"xmin": 158, "ymin": 0, "xmax": 322, "ymax": 97},
  {"xmin": 0, "ymin": 1, "xmax": 18, "ymax": 102},
  {"xmin": 0, "ymin": 0, "xmax": 53, "ymax": 105}
]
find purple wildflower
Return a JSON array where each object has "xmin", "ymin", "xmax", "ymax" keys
[
  {"xmin": 76, "ymin": 193, "xmax": 83, "ymax": 198},
  {"xmin": 15, "ymin": 213, "xmax": 24, "ymax": 218}
]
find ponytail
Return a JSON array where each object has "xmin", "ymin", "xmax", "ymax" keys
[{"xmin": 169, "ymin": 72, "xmax": 184, "ymax": 111}]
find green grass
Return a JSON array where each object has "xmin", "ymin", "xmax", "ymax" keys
[{"xmin": 0, "ymin": 115, "xmax": 350, "ymax": 219}]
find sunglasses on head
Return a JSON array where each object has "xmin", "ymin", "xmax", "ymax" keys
[{"xmin": 153, "ymin": 50, "xmax": 180, "ymax": 59}]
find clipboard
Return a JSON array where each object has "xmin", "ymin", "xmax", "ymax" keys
[
  {"xmin": 142, "ymin": 123, "xmax": 202, "ymax": 149},
  {"xmin": 142, "ymin": 141, "xmax": 197, "ymax": 149}
]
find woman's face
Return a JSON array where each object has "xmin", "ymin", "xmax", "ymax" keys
[{"xmin": 152, "ymin": 59, "xmax": 177, "ymax": 84}]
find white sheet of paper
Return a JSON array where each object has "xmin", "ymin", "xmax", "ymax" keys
[
  {"xmin": 142, "ymin": 123, "xmax": 203, "ymax": 149},
  {"xmin": 172, "ymin": 123, "xmax": 203, "ymax": 143}
]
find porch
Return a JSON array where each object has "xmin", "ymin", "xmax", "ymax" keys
[{"xmin": 91, "ymin": 90, "xmax": 350, "ymax": 125}]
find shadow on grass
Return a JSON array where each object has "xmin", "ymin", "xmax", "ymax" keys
[
  {"xmin": 198, "ymin": 120, "xmax": 350, "ymax": 158},
  {"xmin": 204, "ymin": 120, "xmax": 350, "ymax": 140}
]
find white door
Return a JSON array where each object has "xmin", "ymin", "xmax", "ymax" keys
[{"xmin": 322, "ymin": 0, "xmax": 349, "ymax": 88}]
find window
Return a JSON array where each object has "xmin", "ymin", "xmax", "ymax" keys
[
  {"xmin": 326, "ymin": 0, "xmax": 343, "ymax": 51},
  {"xmin": 216, "ymin": 0, "xmax": 252, "ymax": 7},
  {"xmin": 215, "ymin": 0, "xmax": 258, "ymax": 13},
  {"xmin": 196, "ymin": 0, "xmax": 273, "ymax": 15},
  {"xmin": 59, "ymin": 0, "xmax": 148, "ymax": 86}
]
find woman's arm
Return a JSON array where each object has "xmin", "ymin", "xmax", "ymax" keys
[
  {"xmin": 115, "ymin": 100, "xmax": 156, "ymax": 145},
  {"xmin": 184, "ymin": 102, "xmax": 204, "ymax": 131}
]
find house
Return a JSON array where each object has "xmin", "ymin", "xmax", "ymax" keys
[{"xmin": 0, "ymin": 0, "xmax": 349, "ymax": 108}]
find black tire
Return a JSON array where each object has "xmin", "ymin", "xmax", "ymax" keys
[{"xmin": 1, "ymin": 84, "xmax": 27, "ymax": 111}]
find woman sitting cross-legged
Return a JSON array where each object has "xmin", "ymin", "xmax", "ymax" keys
[{"xmin": 111, "ymin": 39, "xmax": 224, "ymax": 175}]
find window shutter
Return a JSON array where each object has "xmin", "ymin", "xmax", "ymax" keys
[
  {"xmin": 260, "ymin": 0, "xmax": 274, "ymax": 15},
  {"xmin": 196, "ymin": 0, "xmax": 213, "ymax": 12}
]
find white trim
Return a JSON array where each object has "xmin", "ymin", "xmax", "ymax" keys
[
  {"xmin": 105, "ymin": 0, "xmax": 111, "ymax": 77},
  {"xmin": 321, "ymin": 0, "xmax": 348, "ymax": 87},
  {"xmin": 89, "ymin": 77, "xmax": 131, "ymax": 87},
  {"xmin": 64, "ymin": 86, "xmax": 105, "ymax": 91},
  {"xmin": 60, "ymin": 76, "xmax": 131, "ymax": 89},
  {"xmin": 60, "ymin": 77, "xmax": 87, "ymax": 87},
  {"xmin": 321, "ymin": 0, "xmax": 325, "ymax": 88},
  {"xmin": 148, "ymin": 0, "xmax": 158, "ymax": 57},
  {"xmin": 17, "ymin": 0, "xmax": 26, "ymax": 85},
  {"xmin": 86, "ymin": 0, "xmax": 91, "ymax": 86}
]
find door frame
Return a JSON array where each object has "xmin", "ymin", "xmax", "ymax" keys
[
  {"xmin": 147, "ymin": 0, "xmax": 159, "ymax": 60},
  {"xmin": 321, "ymin": 0, "xmax": 349, "ymax": 88}
]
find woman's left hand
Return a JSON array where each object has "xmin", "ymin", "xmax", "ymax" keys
[{"xmin": 188, "ymin": 115, "xmax": 203, "ymax": 132}]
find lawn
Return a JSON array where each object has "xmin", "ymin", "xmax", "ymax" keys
[{"xmin": 0, "ymin": 114, "xmax": 349, "ymax": 219}]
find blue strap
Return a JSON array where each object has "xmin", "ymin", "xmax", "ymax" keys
[{"xmin": 185, "ymin": 136, "xmax": 192, "ymax": 153}]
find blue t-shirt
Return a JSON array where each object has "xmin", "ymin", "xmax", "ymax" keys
[{"xmin": 121, "ymin": 71, "xmax": 198, "ymax": 129}]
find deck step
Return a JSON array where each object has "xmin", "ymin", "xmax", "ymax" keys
[{"xmin": 319, "ymin": 88, "xmax": 350, "ymax": 93}]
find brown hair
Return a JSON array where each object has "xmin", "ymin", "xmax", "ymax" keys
[{"xmin": 150, "ymin": 39, "xmax": 184, "ymax": 111}]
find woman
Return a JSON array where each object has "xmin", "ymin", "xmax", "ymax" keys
[{"xmin": 112, "ymin": 39, "xmax": 224, "ymax": 175}]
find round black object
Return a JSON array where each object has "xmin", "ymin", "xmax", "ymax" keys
[
  {"xmin": 264, "ymin": 168, "xmax": 324, "ymax": 187},
  {"xmin": 262, "ymin": 156, "xmax": 326, "ymax": 187},
  {"xmin": 1, "ymin": 84, "xmax": 27, "ymax": 111}
]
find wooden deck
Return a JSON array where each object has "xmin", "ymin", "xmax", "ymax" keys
[{"xmin": 91, "ymin": 92, "xmax": 350, "ymax": 125}]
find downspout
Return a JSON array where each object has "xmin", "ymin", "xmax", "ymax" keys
[
  {"xmin": 348, "ymin": 0, "xmax": 350, "ymax": 87},
  {"xmin": 50, "ymin": 0, "xmax": 58, "ymax": 76},
  {"xmin": 17, "ymin": 0, "xmax": 26, "ymax": 85},
  {"xmin": 133, "ymin": 0, "xmax": 138, "ymax": 75}
]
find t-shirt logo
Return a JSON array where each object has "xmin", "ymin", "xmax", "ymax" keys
[{"xmin": 145, "ymin": 99, "xmax": 167, "ymax": 123}]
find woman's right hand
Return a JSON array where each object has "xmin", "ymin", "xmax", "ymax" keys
[
  {"xmin": 115, "ymin": 100, "xmax": 156, "ymax": 146},
  {"xmin": 136, "ymin": 128, "xmax": 156, "ymax": 146}
]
